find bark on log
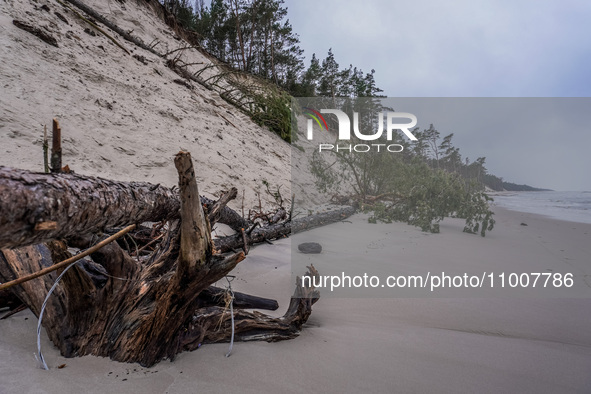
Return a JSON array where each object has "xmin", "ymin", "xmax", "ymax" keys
[
  {"xmin": 0, "ymin": 166, "xmax": 179, "ymax": 249},
  {"xmin": 0, "ymin": 166, "xmax": 248, "ymax": 249},
  {"xmin": 201, "ymin": 192, "xmax": 249, "ymax": 231},
  {"xmin": 0, "ymin": 163, "xmax": 354, "ymax": 254},
  {"xmin": 0, "ymin": 154, "xmax": 318, "ymax": 367},
  {"xmin": 291, "ymin": 206, "xmax": 356, "ymax": 233},
  {"xmin": 214, "ymin": 206, "xmax": 357, "ymax": 253}
]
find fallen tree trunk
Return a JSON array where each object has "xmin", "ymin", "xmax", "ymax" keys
[
  {"xmin": 0, "ymin": 165, "xmax": 353, "ymax": 252},
  {"xmin": 291, "ymin": 207, "xmax": 356, "ymax": 233},
  {"xmin": 214, "ymin": 206, "xmax": 357, "ymax": 253},
  {"xmin": 0, "ymin": 166, "xmax": 248, "ymax": 249},
  {"xmin": 201, "ymin": 193, "xmax": 250, "ymax": 232},
  {"xmin": 62, "ymin": 0, "xmax": 161, "ymax": 56},
  {"xmin": 0, "ymin": 153, "xmax": 319, "ymax": 367},
  {"xmin": 0, "ymin": 166, "xmax": 177, "ymax": 248}
]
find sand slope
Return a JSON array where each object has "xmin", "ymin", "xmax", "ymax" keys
[{"xmin": 0, "ymin": 0, "xmax": 291, "ymax": 212}]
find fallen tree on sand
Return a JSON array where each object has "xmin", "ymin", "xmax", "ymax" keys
[{"xmin": 0, "ymin": 152, "xmax": 325, "ymax": 367}]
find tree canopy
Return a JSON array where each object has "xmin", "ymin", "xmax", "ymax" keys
[
  {"xmin": 160, "ymin": 1, "xmax": 381, "ymax": 100},
  {"xmin": 307, "ymin": 99, "xmax": 495, "ymax": 236},
  {"xmin": 159, "ymin": 0, "xmax": 517, "ymax": 236}
]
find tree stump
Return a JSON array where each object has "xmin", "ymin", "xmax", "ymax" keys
[{"xmin": 0, "ymin": 152, "xmax": 319, "ymax": 367}]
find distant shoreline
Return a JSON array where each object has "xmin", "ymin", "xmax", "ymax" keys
[{"xmin": 491, "ymin": 190, "xmax": 591, "ymax": 225}]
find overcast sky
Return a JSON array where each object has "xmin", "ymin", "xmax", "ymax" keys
[{"xmin": 285, "ymin": 0, "xmax": 591, "ymax": 191}]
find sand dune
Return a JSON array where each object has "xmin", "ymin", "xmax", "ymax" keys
[
  {"xmin": 0, "ymin": 0, "xmax": 292, "ymax": 212},
  {"xmin": 1, "ymin": 0, "xmax": 590, "ymax": 392}
]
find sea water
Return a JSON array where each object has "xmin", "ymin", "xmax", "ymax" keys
[{"xmin": 492, "ymin": 191, "xmax": 591, "ymax": 224}]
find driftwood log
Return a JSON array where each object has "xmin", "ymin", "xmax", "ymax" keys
[
  {"xmin": 0, "ymin": 166, "xmax": 249, "ymax": 249},
  {"xmin": 62, "ymin": 0, "xmax": 160, "ymax": 56},
  {"xmin": 0, "ymin": 152, "xmax": 319, "ymax": 367},
  {"xmin": 215, "ymin": 206, "xmax": 357, "ymax": 253},
  {"xmin": 0, "ymin": 165, "xmax": 354, "ymax": 252}
]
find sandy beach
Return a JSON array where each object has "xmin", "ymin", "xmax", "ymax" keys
[
  {"xmin": 1, "ymin": 0, "xmax": 591, "ymax": 392},
  {"xmin": 1, "ymin": 206, "xmax": 590, "ymax": 393}
]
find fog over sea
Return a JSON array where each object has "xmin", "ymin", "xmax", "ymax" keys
[{"xmin": 492, "ymin": 191, "xmax": 591, "ymax": 225}]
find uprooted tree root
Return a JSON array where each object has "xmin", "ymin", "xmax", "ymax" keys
[{"xmin": 0, "ymin": 152, "xmax": 319, "ymax": 367}]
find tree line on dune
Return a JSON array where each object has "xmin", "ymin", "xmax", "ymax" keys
[
  {"xmin": 158, "ymin": 0, "xmax": 544, "ymax": 236},
  {"xmin": 160, "ymin": 0, "xmax": 381, "ymax": 99}
]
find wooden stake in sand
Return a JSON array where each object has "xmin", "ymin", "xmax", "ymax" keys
[
  {"xmin": 50, "ymin": 118, "xmax": 61, "ymax": 173},
  {"xmin": 42, "ymin": 125, "xmax": 49, "ymax": 173}
]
